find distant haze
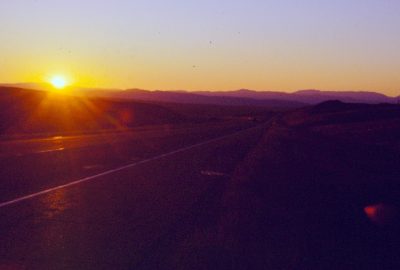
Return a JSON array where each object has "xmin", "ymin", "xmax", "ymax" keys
[{"xmin": 1, "ymin": 1, "xmax": 400, "ymax": 95}]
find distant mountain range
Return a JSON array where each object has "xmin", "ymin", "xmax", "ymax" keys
[
  {"xmin": 85, "ymin": 88, "xmax": 399, "ymax": 106},
  {"xmin": 1, "ymin": 83, "xmax": 398, "ymax": 107},
  {"xmin": 192, "ymin": 89, "xmax": 399, "ymax": 104}
]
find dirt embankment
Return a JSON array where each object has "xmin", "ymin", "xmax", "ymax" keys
[{"xmin": 218, "ymin": 104, "xmax": 400, "ymax": 269}]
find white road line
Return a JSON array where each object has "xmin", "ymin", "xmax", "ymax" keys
[
  {"xmin": 36, "ymin": 147, "xmax": 65, "ymax": 154},
  {"xmin": 0, "ymin": 125, "xmax": 261, "ymax": 209}
]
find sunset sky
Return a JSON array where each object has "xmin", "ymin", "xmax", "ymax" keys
[{"xmin": 0, "ymin": 0, "xmax": 399, "ymax": 95}]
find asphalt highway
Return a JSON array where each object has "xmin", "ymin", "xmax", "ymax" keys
[{"xmin": 0, "ymin": 120, "xmax": 267, "ymax": 269}]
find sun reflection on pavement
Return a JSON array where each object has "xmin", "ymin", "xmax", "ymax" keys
[{"xmin": 40, "ymin": 189, "xmax": 70, "ymax": 219}]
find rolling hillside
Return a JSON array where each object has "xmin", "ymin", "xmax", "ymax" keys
[{"xmin": 0, "ymin": 87, "xmax": 184, "ymax": 135}]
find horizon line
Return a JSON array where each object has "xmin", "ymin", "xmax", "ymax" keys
[{"xmin": 0, "ymin": 82, "xmax": 398, "ymax": 97}]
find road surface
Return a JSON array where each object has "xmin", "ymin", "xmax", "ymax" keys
[{"xmin": 0, "ymin": 120, "xmax": 267, "ymax": 269}]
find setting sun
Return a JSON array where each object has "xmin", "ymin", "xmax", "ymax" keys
[{"xmin": 50, "ymin": 75, "xmax": 68, "ymax": 89}]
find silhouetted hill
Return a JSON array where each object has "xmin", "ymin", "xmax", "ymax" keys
[
  {"xmin": 194, "ymin": 89, "xmax": 399, "ymax": 104},
  {"xmin": 3, "ymin": 83, "xmax": 396, "ymax": 106},
  {"xmin": 217, "ymin": 101, "xmax": 400, "ymax": 269},
  {"xmin": 108, "ymin": 89, "xmax": 305, "ymax": 108},
  {"xmin": 293, "ymin": 89, "xmax": 396, "ymax": 104},
  {"xmin": 0, "ymin": 87, "xmax": 184, "ymax": 135},
  {"xmin": 284, "ymin": 100, "xmax": 400, "ymax": 127}
]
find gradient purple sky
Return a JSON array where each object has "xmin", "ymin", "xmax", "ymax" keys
[{"xmin": 0, "ymin": 0, "xmax": 399, "ymax": 95}]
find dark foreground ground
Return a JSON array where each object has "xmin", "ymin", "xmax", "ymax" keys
[
  {"xmin": 215, "ymin": 101, "xmax": 400, "ymax": 270},
  {"xmin": 1, "ymin": 101, "xmax": 400, "ymax": 269},
  {"xmin": 0, "ymin": 119, "xmax": 265, "ymax": 269}
]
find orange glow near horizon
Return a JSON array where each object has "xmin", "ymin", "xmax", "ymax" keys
[{"xmin": 13, "ymin": 61, "xmax": 397, "ymax": 96}]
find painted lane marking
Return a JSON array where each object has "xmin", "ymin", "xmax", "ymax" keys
[{"xmin": 36, "ymin": 147, "xmax": 65, "ymax": 154}]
